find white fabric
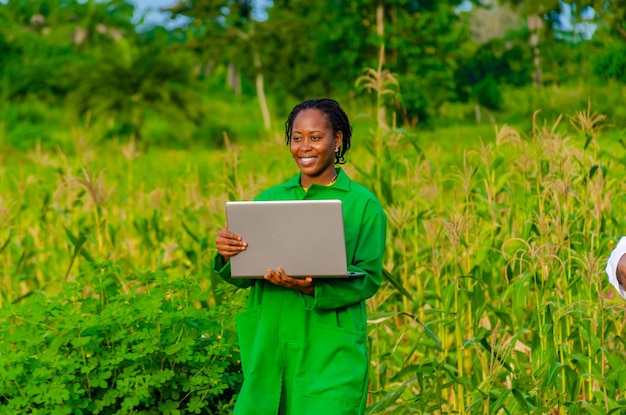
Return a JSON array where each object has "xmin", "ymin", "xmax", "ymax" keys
[{"xmin": 606, "ymin": 237, "xmax": 626, "ymax": 299}]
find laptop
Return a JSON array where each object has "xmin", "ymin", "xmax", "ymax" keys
[{"xmin": 225, "ymin": 200, "xmax": 362, "ymax": 278}]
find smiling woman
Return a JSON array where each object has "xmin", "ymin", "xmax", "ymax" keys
[{"xmin": 213, "ymin": 98, "xmax": 387, "ymax": 415}]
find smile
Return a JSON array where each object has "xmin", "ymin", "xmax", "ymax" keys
[{"xmin": 299, "ymin": 156, "xmax": 317, "ymax": 162}]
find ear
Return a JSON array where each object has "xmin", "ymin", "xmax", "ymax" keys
[{"xmin": 334, "ymin": 131, "xmax": 343, "ymax": 151}]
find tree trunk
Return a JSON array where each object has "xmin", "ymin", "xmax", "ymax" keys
[
  {"xmin": 527, "ymin": 14, "xmax": 543, "ymax": 88},
  {"xmin": 227, "ymin": 62, "xmax": 241, "ymax": 94},
  {"xmin": 253, "ymin": 51, "xmax": 271, "ymax": 131},
  {"xmin": 234, "ymin": 23, "xmax": 270, "ymax": 131}
]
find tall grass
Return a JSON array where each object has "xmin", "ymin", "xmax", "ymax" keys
[
  {"xmin": 1, "ymin": 99, "xmax": 625, "ymax": 413},
  {"xmin": 363, "ymin": 103, "xmax": 626, "ymax": 413}
]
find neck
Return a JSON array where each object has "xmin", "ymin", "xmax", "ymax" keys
[{"xmin": 302, "ymin": 169, "xmax": 337, "ymax": 188}]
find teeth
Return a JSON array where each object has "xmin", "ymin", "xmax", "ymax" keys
[{"xmin": 301, "ymin": 157, "xmax": 316, "ymax": 162}]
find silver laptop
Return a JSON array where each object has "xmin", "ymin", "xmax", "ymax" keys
[{"xmin": 225, "ymin": 200, "xmax": 361, "ymax": 278}]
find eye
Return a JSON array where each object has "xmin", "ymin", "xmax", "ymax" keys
[
  {"xmin": 292, "ymin": 136, "xmax": 302, "ymax": 142},
  {"xmin": 311, "ymin": 136, "xmax": 321, "ymax": 141}
]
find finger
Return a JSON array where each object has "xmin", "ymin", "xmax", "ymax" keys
[
  {"xmin": 278, "ymin": 268, "xmax": 308, "ymax": 288},
  {"xmin": 219, "ymin": 241, "xmax": 247, "ymax": 251},
  {"xmin": 217, "ymin": 238, "xmax": 248, "ymax": 255},
  {"xmin": 277, "ymin": 268, "xmax": 296, "ymax": 286},
  {"xmin": 216, "ymin": 236, "xmax": 247, "ymax": 250},
  {"xmin": 218, "ymin": 246, "xmax": 243, "ymax": 256},
  {"xmin": 217, "ymin": 238, "xmax": 246, "ymax": 250},
  {"xmin": 265, "ymin": 270, "xmax": 286, "ymax": 287},
  {"xmin": 216, "ymin": 235, "xmax": 246, "ymax": 246},
  {"xmin": 217, "ymin": 229, "xmax": 247, "ymax": 244},
  {"xmin": 266, "ymin": 268, "xmax": 293, "ymax": 288},
  {"xmin": 264, "ymin": 269, "xmax": 275, "ymax": 282},
  {"xmin": 218, "ymin": 228, "xmax": 239, "ymax": 238}
]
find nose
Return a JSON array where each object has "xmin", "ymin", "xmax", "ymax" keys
[{"xmin": 298, "ymin": 139, "xmax": 312, "ymax": 152}]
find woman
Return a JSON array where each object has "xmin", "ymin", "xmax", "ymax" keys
[{"xmin": 213, "ymin": 98, "xmax": 387, "ymax": 414}]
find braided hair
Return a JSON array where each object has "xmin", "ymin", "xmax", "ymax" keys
[{"xmin": 284, "ymin": 98, "xmax": 352, "ymax": 165}]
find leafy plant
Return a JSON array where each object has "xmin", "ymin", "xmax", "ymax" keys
[{"xmin": 0, "ymin": 260, "xmax": 243, "ymax": 414}]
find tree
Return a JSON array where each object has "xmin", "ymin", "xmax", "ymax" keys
[
  {"xmin": 455, "ymin": 36, "xmax": 532, "ymax": 120},
  {"xmin": 68, "ymin": 30, "xmax": 202, "ymax": 142},
  {"xmin": 490, "ymin": 0, "xmax": 622, "ymax": 86},
  {"xmin": 254, "ymin": 0, "xmax": 369, "ymax": 106},
  {"xmin": 168, "ymin": 0, "xmax": 273, "ymax": 130},
  {"xmin": 481, "ymin": 0, "xmax": 558, "ymax": 87},
  {"xmin": 592, "ymin": 0, "xmax": 626, "ymax": 40},
  {"xmin": 379, "ymin": 0, "xmax": 472, "ymax": 124},
  {"xmin": 0, "ymin": 0, "xmax": 137, "ymax": 102}
]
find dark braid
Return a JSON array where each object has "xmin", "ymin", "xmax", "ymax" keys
[{"xmin": 284, "ymin": 98, "xmax": 352, "ymax": 165}]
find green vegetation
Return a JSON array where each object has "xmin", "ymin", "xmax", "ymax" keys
[
  {"xmin": 2, "ymin": 0, "xmax": 626, "ymax": 152},
  {"xmin": 2, "ymin": 0, "xmax": 626, "ymax": 413},
  {"xmin": 2, "ymin": 101, "xmax": 626, "ymax": 413},
  {"xmin": 1, "ymin": 264, "xmax": 242, "ymax": 414}
]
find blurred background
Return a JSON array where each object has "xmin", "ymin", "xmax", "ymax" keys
[{"xmin": 1, "ymin": 0, "xmax": 624, "ymax": 151}]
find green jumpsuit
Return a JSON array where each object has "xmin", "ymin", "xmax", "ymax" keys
[{"xmin": 213, "ymin": 168, "xmax": 387, "ymax": 415}]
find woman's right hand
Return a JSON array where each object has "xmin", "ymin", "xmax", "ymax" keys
[{"xmin": 216, "ymin": 229, "xmax": 247, "ymax": 262}]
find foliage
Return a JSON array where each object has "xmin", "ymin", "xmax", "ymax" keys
[
  {"xmin": 455, "ymin": 36, "xmax": 533, "ymax": 98},
  {"xmin": 591, "ymin": 41, "xmax": 626, "ymax": 83},
  {"xmin": 68, "ymin": 30, "xmax": 202, "ymax": 141},
  {"xmin": 362, "ymin": 101, "xmax": 626, "ymax": 413},
  {"xmin": 498, "ymin": 82, "xmax": 626, "ymax": 130},
  {"xmin": 2, "ymin": 0, "xmax": 626, "ymax": 148},
  {"xmin": 0, "ymin": 0, "xmax": 135, "ymax": 102},
  {"xmin": 255, "ymin": 0, "xmax": 369, "ymax": 99},
  {"xmin": 0, "ymin": 261, "xmax": 243, "ymax": 414},
  {"xmin": 382, "ymin": 0, "xmax": 470, "ymax": 123},
  {"xmin": 0, "ymin": 29, "xmax": 76, "ymax": 102},
  {"xmin": 1, "ymin": 98, "xmax": 67, "ymax": 150},
  {"xmin": 472, "ymin": 75, "xmax": 503, "ymax": 111},
  {"xmin": 3, "ymin": 2, "xmax": 626, "ymax": 409},
  {"xmin": 2, "ymin": 99, "xmax": 626, "ymax": 413}
]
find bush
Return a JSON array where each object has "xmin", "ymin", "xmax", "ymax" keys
[
  {"xmin": 472, "ymin": 76, "xmax": 503, "ymax": 111},
  {"xmin": 592, "ymin": 41, "xmax": 626, "ymax": 83},
  {"xmin": 2, "ymin": 98, "xmax": 66, "ymax": 151},
  {"xmin": 0, "ymin": 261, "xmax": 243, "ymax": 414}
]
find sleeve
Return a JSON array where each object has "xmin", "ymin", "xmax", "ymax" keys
[
  {"xmin": 302, "ymin": 199, "xmax": 387, "ymax": 310},
  {"xmin": 211, "ymin": 252, "xmax": 254, "ymax": 289},
  {"xmin": 606, "ymin": 236, "xmax": 626, "ymax": 299}
]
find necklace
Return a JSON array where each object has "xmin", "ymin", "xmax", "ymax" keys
[
  {"xmin": 302, "ymin": 171, "xmax": 337, "ymax": 191},
  {"xmin": 328, "ymin": 172, "xmax": 338, "ymax": 185}
]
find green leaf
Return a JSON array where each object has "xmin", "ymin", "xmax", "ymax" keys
[
  {"xmin": 511, "ymin": 388, "xmax": 531, "ymax": 413},
  {"xmin": 0, "ymin": 230, "xmax": 11, "ymax": 255},
  {"xmin": 491, "ymin": 388, "xmax": 511, "ymax": 413},
  {"xmin": 479, "ymin": 337, "xmax": 513, "ymax": 372},
  {"xmin": 366, "ymin": 376, "xmax": 414, "ymax": 413},
  {"xmin": 382, "ymin": 268, "xmax": 413, "ymax": 300},
  {"xmin": 543, "ymin": 361, "xmax": 562, "ymax": 388}
]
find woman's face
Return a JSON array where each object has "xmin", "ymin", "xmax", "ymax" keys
[{"xmin": 290, "ymin": 108, "xmax": 342, "ymax": 187}]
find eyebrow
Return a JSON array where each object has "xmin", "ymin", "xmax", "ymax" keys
[{"xmin": 293, "ymin": 130, "xmax": 324, "ymax": 134}]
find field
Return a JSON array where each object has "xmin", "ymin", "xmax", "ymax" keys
[{"xmin": 1, "ymin": 100, "xmax": 626, "ymax": 414}]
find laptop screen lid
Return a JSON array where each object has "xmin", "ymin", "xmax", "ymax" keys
[{"xmin": 225, "ymin": 200, "xmax": 352, "ymax": 278}]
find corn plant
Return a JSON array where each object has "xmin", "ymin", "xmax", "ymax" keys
[{"xmin": 1, "ymin": 99, "xmax": 626, "ymax": 413}]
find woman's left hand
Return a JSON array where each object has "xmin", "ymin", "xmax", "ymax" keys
[{"xmin": 264, "ymin": 267, "xmax": 314, "ymax": 296}]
